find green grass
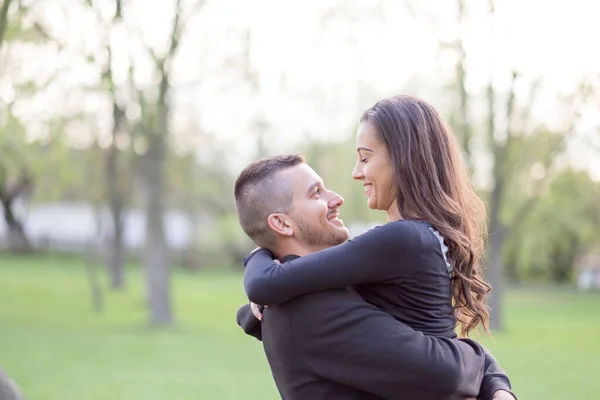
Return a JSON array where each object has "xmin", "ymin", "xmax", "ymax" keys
[{"xmin": 1, "ymin": 254, "xmax": 599, "ymax": 399}]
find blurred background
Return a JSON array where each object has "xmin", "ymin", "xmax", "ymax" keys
[{"xmin": 0, "ymin": 0, "xmax": 599, "ymax": 398}]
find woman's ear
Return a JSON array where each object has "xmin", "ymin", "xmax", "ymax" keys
[{"xmin": 266, "ymin": 213, "xmax": 294, "ymax": 237}]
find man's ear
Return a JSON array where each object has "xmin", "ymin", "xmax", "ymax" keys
[{"xmin": 266, "ymin": 213, "xmax": 294, "ymax": 237}]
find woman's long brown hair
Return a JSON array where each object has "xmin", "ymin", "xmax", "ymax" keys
[{"xmin": 361, "ymin": 95, "xmax": 491, "ymax": 337}]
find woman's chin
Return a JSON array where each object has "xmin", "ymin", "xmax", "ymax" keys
[{"xmin": 366, "ymin": 197, "xmax": 378, "ymax": 210}]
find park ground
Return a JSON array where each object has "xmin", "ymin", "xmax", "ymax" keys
[{"xmin": 1, "ymin": 253, "xmax": 599, "ymax": 399}]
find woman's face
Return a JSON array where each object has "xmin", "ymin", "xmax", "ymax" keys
[{"xmin": 352, "ymin": 122, "xmax": 400, "ymax": 220}]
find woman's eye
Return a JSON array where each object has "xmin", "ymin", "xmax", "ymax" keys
[{"xmin": 360, "ymin": 158, "xmax": 368, "ymax": 163}]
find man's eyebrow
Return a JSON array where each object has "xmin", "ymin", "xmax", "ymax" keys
[
  {"xmin": 306, "ymin": 181, "xmax": 321, "ymax": 196},
  {"xmin": 357, "ymin": 147, "xmax": 373, "ymax": 153}
]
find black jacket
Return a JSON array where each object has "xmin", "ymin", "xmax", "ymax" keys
[{"xmin": 237, "ymin": 287, "xmax": 514, "ymax": 400}]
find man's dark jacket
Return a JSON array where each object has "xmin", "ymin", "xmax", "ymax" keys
[{"xmin": 237, "ymin": 285, "xmax": 514, "ymax": 400}]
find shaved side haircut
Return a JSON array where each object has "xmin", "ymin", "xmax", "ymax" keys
[{"xmin": 234, "ymin": 154, "xmax": 305, "ymax": 248}]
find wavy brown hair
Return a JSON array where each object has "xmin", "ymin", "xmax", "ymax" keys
[{"xmin": 361, "ymin": 95, "xmax": 491, "ymax": 337}]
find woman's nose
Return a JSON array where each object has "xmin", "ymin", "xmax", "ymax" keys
[{"xmin": 352, "ymin": 162, "xmax": 363, "ymax": 180}]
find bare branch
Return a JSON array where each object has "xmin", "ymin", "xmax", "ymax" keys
[
  {"xmin": 0, "ymin": 0, "xmax": 15, "ymax": 53},
  {"xmin": 166, "ymin": 0, "xmax": 183, "ymax": 60},
  {"xmin": 135, "ymin": 0, "xmax": 206, "ymax": 72},
  {"xmin": 520, "ymin": 78, "xmax": 542, "ymax": 133},
  {"xmin": 505, "ymin": 71, "xmax": 519, "ymax": 137},
  {"xmin": 486, "ymin": 82, "xmax": 495, "ymax": 150},
  {"xmin": 455, "ymin": 0, "xmax": 472, "ymax": 165},
  {"xmin": 115, "ymin": 0, "xmax": 122, "ymax": 19},
  {"xmin": 497, "ymin": 71, "xmax": 519, "ymax": 176},
  {"xmin": 180, "ymin": 0, "xmax": 207, "ymax": 31}
]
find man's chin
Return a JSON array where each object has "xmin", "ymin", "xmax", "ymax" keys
[
  {"xmin": 319, "ymin": 223, "xmax": 347, "ymax": 244},
  {"xmin": 336, "ymin": 235, "xmax": 349, "ymax": 245},
  {"xmin": 324, "ymin": 233, "xmax": 348, "ymax": 247}
]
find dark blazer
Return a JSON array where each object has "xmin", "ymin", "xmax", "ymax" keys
[{"xmin": 237, "ymin": 287, "xmax": 514, "ymax": 400}]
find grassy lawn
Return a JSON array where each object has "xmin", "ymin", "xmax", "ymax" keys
[{"xmin": 1, "ymin": 253, "xmax": 599, "ymax": 399}]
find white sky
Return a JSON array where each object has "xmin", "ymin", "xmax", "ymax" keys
[{"xmin": 2, "ymin": 0, "xmax": 599, "ymax": 180}]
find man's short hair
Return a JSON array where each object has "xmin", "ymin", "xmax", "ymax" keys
[{"xmin": 234, "ymin": 154, "xmax": 305, "ymax": 247}]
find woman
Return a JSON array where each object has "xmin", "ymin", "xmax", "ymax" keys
[{"xmin": 244, "ymin": 95, "xmax": 490, "ymax": 338}]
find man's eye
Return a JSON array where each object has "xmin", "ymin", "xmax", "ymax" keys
[{"xmin": 360, "ymin": 158, "xmax": 368, "ymax": 163}]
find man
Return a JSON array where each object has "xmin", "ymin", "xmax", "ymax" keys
[{"xmin": 234, "ymin": 154, "xmax": 516, "ymax": 400}]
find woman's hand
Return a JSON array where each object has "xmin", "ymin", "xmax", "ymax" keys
[
  {"xmin": 250, "ymin": 302, "xmax": 263, "ymax": 321},
  {"xmin": 249, "ymin": 259, "xmax": 280, "ymax": 321},
  {"xmin": 465, "ymin": 389, "xmax": 516, "ymax": 400},
  {"xmin": 492, "ymin": 390, "xmax": 517, "ymax": 400}
]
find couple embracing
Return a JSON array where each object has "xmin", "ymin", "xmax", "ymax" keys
[{"xmin": 234, "ymin": 95, "xmax": 517, "ymax": 400}]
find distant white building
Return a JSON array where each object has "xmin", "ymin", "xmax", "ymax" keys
[
  {"xmin": 578, "ymin": 269, "xmax": 600, "ymax": 291},
  {"xmin": 0, "ymin": 202, "xmax": 200, "ymax": 253},
  {"xmin": 576, "ymin": 251, "xmax": 600, "ymax": 291}
]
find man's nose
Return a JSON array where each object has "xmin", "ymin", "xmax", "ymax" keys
[{"xmin": 328, "ymin": 191, "xmax": 344, "ymax": 209}]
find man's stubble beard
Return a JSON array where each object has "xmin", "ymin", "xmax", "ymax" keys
[{"xmin": 295, "ymin": 217, "xmax": 347, "ymax": 249}]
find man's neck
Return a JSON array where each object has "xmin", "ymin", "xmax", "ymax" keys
[{"xmin": 271, "ymin": 245, "xmax": 310, "ymax": 260}]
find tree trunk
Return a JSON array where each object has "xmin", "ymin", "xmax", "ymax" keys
[
  {"xmin": 487, "ymin": 180, "xmax": 504, "ymax": 331},
  {"xmin": 143, "ymin": 69, "xmax": 172, "ymax": 326},
  {"xmin": 86, "ymin": 210, "xmax": 104, "ymax": 313},
  {"xmin": 109, "ymin": 213, "xmax": 125, "ymax": 289},
  {"xmin": 2, "ymin": 200, "xmax": 31, "ymax": 252},
  {"xmin": 143, "ymin": 131, "xmax": 171, "ymax": 326},
  {"xmin": 107, "ymin": 184, "xmax": 125, "ymax": 289},
  {"xmin": 0, "ymin": 175, "xmax": 33, "ymax": 253},
  {"xmin": 139, "ymin": 0, "xmax": 193, "ymax": 326},
  {"xmin": 550, "ymin": 232, "xmax": 578, "ymax": 283},
  {"xmin": 486, "ymin": 81, "xmax": 504, "ymax": 331},
  {"xmin": 103, "ymin": 1, "xmax": 127, "ymax": 290},
  {"xmin": 106, "ymin": 107, "xmax": 126, "ymax": 290},
  {"xmin": 455, "ymin": 0, "xmax": 472, "ymax": 167},
  {"xmin": 504, "ymin": 247, "xmax": 520, "ymax": 284}
]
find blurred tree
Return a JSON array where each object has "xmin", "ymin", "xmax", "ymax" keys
[
  {"xmin": 84, "ymin": 0, "xmax": 131, "ymax": 290},
  {"xmin": 0, "ymin": 0, "xmax": 28, "ymax": 252},
  {"xmin": 102, "ymin": 0, "xmax": 128, "ymax": 290},
  {"xmin": 0, "ymin": 0, "xmax": 67, "ymax": 253},
  {"xmin": 166, "ymin": 144, "xmax": 240, "ymax": 269},
  {"xmin": 483, "ymin": 74, "xmax": 591, "ymax": 330},
  {"xmin": 505, "ymin": 169, "xmax": 600, "ymax": 283},
  {"xmin": 135, "ymin": 0, "xmax": 207, "ymax": 326},
  {"xmin": 443, "ymin": 0, "xmax": 591, "ymax": 330},
  {"xmin": 0, "ymin": 112, "xmax": 33, "ymax": 252},
  {"xmin": 240, "ymin": 28, "xmax": 269, "ymax": 160},
  {"xmin": 0, "ymin": 0, "xmax": 13, "ymax": 50},
  {"xmin": 452, "ymin": 0, "xmax": 473, "ymax": 169}
]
